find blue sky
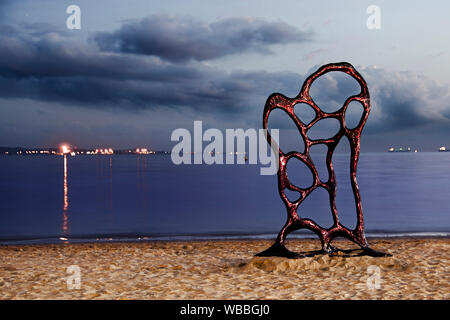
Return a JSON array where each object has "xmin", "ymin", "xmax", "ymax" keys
[{"xmin": 1, "ymin": 0, "xmax": 450, "ymax": 151}]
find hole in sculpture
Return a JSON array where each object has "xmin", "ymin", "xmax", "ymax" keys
[
  {"xmin": 294, "ymin": 103, "xmax": 316, "ymax": 125},
  {"xmin": 297, "ymin": 187, "xmax": 334, "ymax": 229},
  {"xmin": 307, "ymin": 118, "xmax": 341, "ymax": 140},
  {"xmin": 332, "ymin": 136, "xmax": 357, "ymax": 230},
  {"xmin": 285, "ymin": 228, "xmax": 320, "ymax": 253},
  {"xmin": 345, "ymin": 100, "xmax": 365, "ymax": 130},
  {"xmin": 310, "ymin": 144, "xmax": 329, "ymax": 182},
  {"xmin": 267, "ymin": 108, "xmax": 305, "ymax": 154},
  {"xmin": 284, "ymin": 188, "xmax": 301, "ymax": 203},
  {"xmin": 309, "ymin": 71, "xmax": 361, "ymax": 113},
  {"xmin": 285, "ymin": 157, "xmax": 314, "ymax": 189}
]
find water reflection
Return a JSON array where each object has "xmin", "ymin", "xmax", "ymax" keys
[
  {"xmin": 62, "ymin": 154, "xmax": 69, "ymax": 238},
  {"xmin": 97, "ymin": 156, "xmax": 113, "ymax": 212},
  {"xmin": 109, "ymin": 156, "xmax": 112, "ymax": 211},
  {"xmin": 137, "ymin": 156, "xmax": 149, "ymax": 215}
]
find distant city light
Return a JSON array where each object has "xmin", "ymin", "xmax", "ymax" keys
[
  {"xmin": 2, "ymin": 145, "xmax": 160, "ymax": 156},
  {"xmin": 61, "ymin": 145, "xmax": 70, "ymax": 154},
  {"xmin": 95, "ymin": 148, "xmax": 114, "ymax": 155},
  {"xmin": 135, "ymin": 148, "xmax": 153, "ymax": 154}
]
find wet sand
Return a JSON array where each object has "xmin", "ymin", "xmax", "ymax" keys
[{"xmin": 0, "ymin": 238, "xmax": 448, "ymax": 299}]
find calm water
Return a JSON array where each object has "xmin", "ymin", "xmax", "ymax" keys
[{"xmin": 0, "ymin": 153, "xmax": 449, "ymax": 244}]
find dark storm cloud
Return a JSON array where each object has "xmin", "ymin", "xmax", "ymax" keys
[
  {"xmin": 303, "ymin": 65, "xmax": 450, "ymax": 133},
  {"xmin": 0, "ymin": 25, "xmax": 205, "ymax": 81},
  {"xmin": 0, "ymin": 21, "xmax": 449, "ymax": 134},
  {"xmin": 93, "ymin": 15, "xmax": 313, "ymax": 62},
  {"xmin": 362, "ymin": 67, "xmax": 450, "ymax": 133},
  {"xmin": 0, "ymin": 23, "xmax": 301, "ymax": 112}
]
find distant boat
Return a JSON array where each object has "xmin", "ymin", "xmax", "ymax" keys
[
  {"xmin": 439, "ymin": 146, "xmax": 450, "ymax": 152},
  {"xmin": 388, "ymin": 147, "xmax": 411, "ymax": 153}
]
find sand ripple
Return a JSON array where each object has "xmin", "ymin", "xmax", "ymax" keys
[{"xmin": 0, "ymin": 238, "xmax": 448, "ymax": 299}]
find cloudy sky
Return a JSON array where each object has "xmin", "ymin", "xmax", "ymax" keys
[{"xmin": 1, "ymin": 0, "xmax": 450, "ymax": 151}]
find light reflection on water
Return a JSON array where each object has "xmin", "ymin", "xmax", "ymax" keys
[
  {"xmin": 59, "ymin": 155, "xmax": 151, "ymax": 240},
  {"xmin": 62, "ymin": 154, "xmax": 69, "ymax": 237}
]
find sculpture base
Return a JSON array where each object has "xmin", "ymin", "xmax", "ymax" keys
[
  {"xmin": 361, "ymin": 247, "xmax": 392, "ymax": 257},
  {"xmin": 255, "ymin": 243, "xmax": 303, "ymax": 259},
  {"xmin": 256, "ymin": 242, "xmax": 392, "ymax": 259}
]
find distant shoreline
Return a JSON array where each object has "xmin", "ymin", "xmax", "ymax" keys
[
  {"xmin": 1, "ymin": 231, "xmax": 449, "ymax": 246},
  {"xmin": 3, "ymin": 150, "xmax": 450, "ymax": 156},
  {"xmin": 0, "ymin": 146, "xmax": 170, "ymax": 156}
]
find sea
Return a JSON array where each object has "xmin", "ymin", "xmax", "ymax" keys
[{"xmin": 0, "ymin": 152, "xmax": 449, "ymax": 245}]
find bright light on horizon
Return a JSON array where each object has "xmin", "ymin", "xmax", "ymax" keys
[{"xmin": 61, "ymin": 145, "xmax": 70, "ymax": 154}]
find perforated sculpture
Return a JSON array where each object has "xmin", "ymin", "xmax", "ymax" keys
[{"xmin": 257, "ymin": 62, "xmax": 389, "ymax": 258}]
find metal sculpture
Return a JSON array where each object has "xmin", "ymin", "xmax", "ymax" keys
[{"xmin": 257, "ymin": 62, "xmax": 389, "ymax": 258}]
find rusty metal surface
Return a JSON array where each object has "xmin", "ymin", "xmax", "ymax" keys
[{"xmin": 257, "ymin": 62, "xmax": 389, "ymax": 258}]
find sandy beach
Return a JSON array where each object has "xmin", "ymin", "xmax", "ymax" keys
[{"xmin": 0, "ymin": 238, "xmax": 448, "ymax": 300}]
